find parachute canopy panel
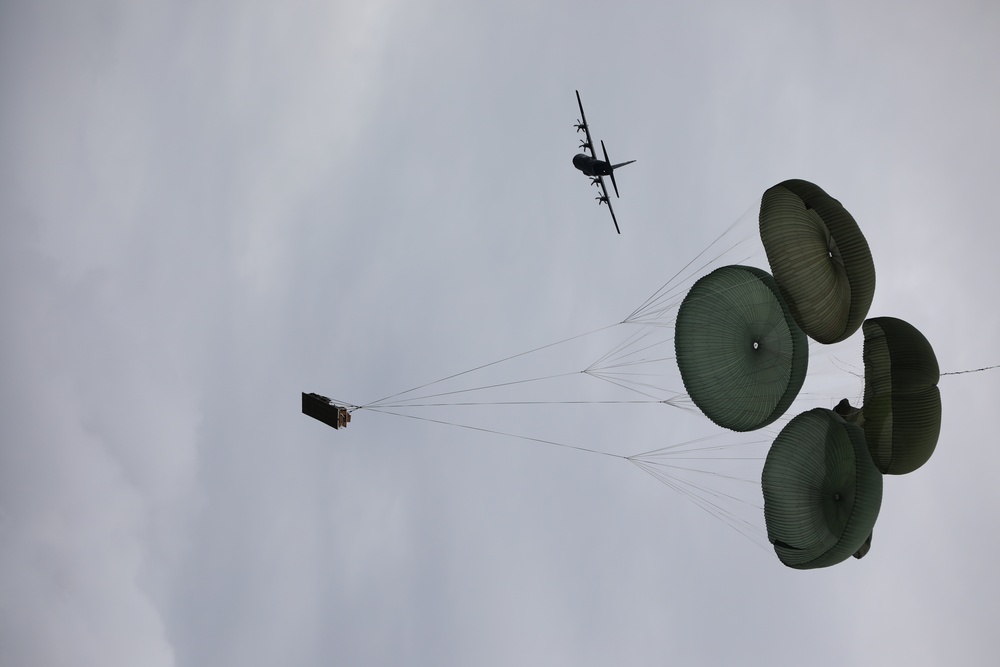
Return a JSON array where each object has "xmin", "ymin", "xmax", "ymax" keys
[
  {"xmin": 674, "ymin": 265, "xmax": 808, "ymax": 432},
  {"xmin": 759, "ymin": 179, "xmax": 876, "ymax": 344},
  {"xmin": 861, "ymin": 317, "xmax": 941, "ymax": 474},
  {"xmin": 303, "ymin": 392, "xmax": 352, "ymax": 430},
  {"xmin": 762, "ymin": 408, "xmax": 883, "ymax": 570}
]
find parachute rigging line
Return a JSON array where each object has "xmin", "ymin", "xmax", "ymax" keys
[
  {"xmin": 630, "ymin": 432, "xmax": 774, "ymax": 459},
  {"xmin": 628, "ymin": 458, "xmax": 769, "ymax": 550},
  {"xmin": 587, "ymin": 324, "xmax": 674, "ymax": 373},
  {"xmin": 364, "ymin": 407, "xmax": 626, "ymax": 459},
  {"xmin": 592, "ymin": 378, "xmax": 691, "ymax": 412},
  {"xmin": 627, "ymin": 458, "xmax": 763, "ymax": 484},
  {"xmin": 360, "ymin": 324, "xmax": 619, "ymax": 408},
  {"xmin": 587, "ymin": 321, "xmax": 661, "ymax": 371},
  {"xmin": 364, "ymin": 409, "xmax": 772, "ymax": 549},
  {"xmin": 942, "ymin": 364, "xmax": 1000, "ymax": 376},
  {"xmin": 371, "ymin": 372, "xmax": 579, "ymax": 408},
  {"xmin": 584, "ymin": 369, "xmax": 685, "ymax": 403},
  {"xmin": 361, "ymin": 207, "xmax": 766, "ymax": 414},
  {"xmin": 625, "ymin": 205, "xmax": 757, "ymax": 323},
  {"xmin": 625, "ymin": 244, "xmax": 759, "ymax": 324},
  {"xmin": 373, "ymin": 399, "xmax": 667, "ymax": 408},
  {"xmin": 827, "ymin": 355, "xmax": 865, "ymax": 379}
]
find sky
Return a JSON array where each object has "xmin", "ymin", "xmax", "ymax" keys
[{"xmin": 2, "ymin": 0, "xmax": 1000, "ymax": 665}]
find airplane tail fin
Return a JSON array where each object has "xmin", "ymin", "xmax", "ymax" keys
[{"xmin": 601, "ymin": 140, "xmax": 635, "ymax": 198}]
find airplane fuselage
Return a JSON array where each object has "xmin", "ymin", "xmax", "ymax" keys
[{"xmin": 573, "ymin": 153, "xmax": 613, "ymax": 177}]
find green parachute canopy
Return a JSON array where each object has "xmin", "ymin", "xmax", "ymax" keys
[
  {"xmin": 674, "ymin": 265, "xmax": 808, "ymax": 432},
  {"xmin": 855, "ymin": 317, "xmax": 942, "ymax": 474},
  {"xmin": 759, "ymin": 180, "xmax": 876, "ymax": 344},
  {"xmin": 762, "ymin": 408, "xmax": 883, "ymax": 569}
]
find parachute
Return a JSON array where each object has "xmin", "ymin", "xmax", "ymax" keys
[
  {"xmin": 762, "ymin": 408, "xmax": 883, "ymax": 569},
  {"xmin": 309, "ymin": 178, "xmax": 953, "ymax": 571},
  {"xmin": 835, "ymin": 317, "xmax": 942, "ymax": 474},
  {"xmin": 754, "ymin": 182, "xmax": 942, "ymax": 567},
  {"xmin": 674, "ymin": 265, "xmax": 808, "ymax": 432},
  {"xmin": 759, "ymin": 180, "xmax": 876, "ymax": 344}
]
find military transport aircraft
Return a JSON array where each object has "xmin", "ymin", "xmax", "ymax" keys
[{"xmin": 572, "ymin": 90, "xmax": 636, "ymax": 234}]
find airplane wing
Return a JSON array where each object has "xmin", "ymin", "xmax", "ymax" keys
[
  {"xmin": 595, "ymin": 176, "xmax": 621, "ymax": 234},
  {"xmin": 575, "ymin": 90, "xmax": 596, "ymax": 158}
]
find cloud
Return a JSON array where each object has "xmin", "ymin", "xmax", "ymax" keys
[
  {"xmin": 0, "ymin": 227, "xmax": 180, "ymax": 666},
  {"xmin": 3, "ymin": 0, "xmax": 1000, "ymax": 665}
]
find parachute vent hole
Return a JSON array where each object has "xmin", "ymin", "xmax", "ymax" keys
[
  {"xmin": 753, "ymin": 341, "xmax": 760, "ymax": 351},
  {"xmin": 834, "ymin": 493, "xmax": 841, "ymax": 501}
]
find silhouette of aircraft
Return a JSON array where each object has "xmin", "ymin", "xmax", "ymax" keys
[{"xmin": 572, "ymin": 90, "xmax": 636, "ymax": 234}]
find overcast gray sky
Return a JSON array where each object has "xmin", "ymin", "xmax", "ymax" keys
[{"xmin": 3, "ymin": 0, "xmax": 1000, "ymax": 665}]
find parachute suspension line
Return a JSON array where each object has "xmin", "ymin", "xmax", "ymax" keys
[
  {"xmin": 942, "ymin": 364, "xmax": 1000, "ymax": 376},
  {"xmin": 371, "ymin": 371, "xmax": 580, "ymax": 408},
  {"xmin": 583, "ymin": 369, "xmax": 683, "ymax": 403},
  {"xmin": 585, "ymin": 358, "xmax": 680, "ymax": 394},
  {"xmin": 603, "ymin": 274, "xmax": 775, "ymax": 401},
  {"xmin": 827, "ymin": 355, "xmax": 865, "ymax": 380},
  {"xmin": 625, "ymin": 205, "xmax": 758, "ymax": 324},
  {"xmin": 625, "ymin": 241, "xmax": 760, "ymax": 325},
  {"xmin": 583, "ymin": 324, "xmax": 688, "ymax": 402},
  {"xmin": 627, "ymin": 458, "xmax": 762, "ymax": 485},
  {"xmin": 370, "ymin": 399, "xmax": 668, "ymax": 408},
  {"xmin": 625, "ymin": 428, "xmax": 781, "ymax": 549},
  {"xmin": 587, "ymin": 321, "xmax": 660, "ymax": 371},
  {"xmin": 630, "ymin": 433, "xmax": 774, "ymax": 459},
  {"xmin": 657, "ymin": 271, "xmax": 773, "ymax": 312},
  {"xmin": 364, "ymin": 407, "xmax": 627, "ymax": 459},
  {"xmin": 360, "ymin": 323, "xmax": 620, "ymax": 408},
  {"xmin": 368, "ymin": 404, "xmax": 771, "ymax": 548},
  {"xmin": 628, "ymin": 458, "xmax": 769, "ymax": 550},
  {"xmin": 591, "ymin": 355, "xmax": 677, "ymax": 373},
  {"xmin": 586, "ymin": 375, "xmax": 694, "ymax": 414},
  {"xmin": 625, "ymin": 218, "xmax": 746, "ymax": 321},
  {"xmin": 587, "ymin": 324, "xmax": 674, "ymax": 373},
  {"xmin": 325, "ymin": 398, "xmax": 362, "ymax": 412}
]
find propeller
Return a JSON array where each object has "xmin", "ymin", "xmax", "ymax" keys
[{"xmin": 575, "ymin": 120, "xmax": 586, "ymax": 132}]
